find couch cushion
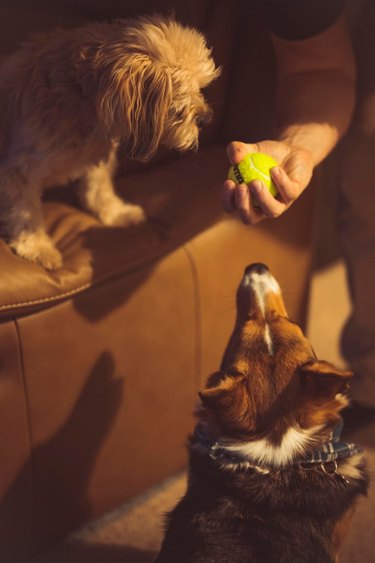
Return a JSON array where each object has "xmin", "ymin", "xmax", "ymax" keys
[
  {"xmin": 0, "ymin": 143, "xmax": 317, "ymax": 321},
  {"xmin": 0, "ymin": 146, "xmax": 226, "ymax": 319}
]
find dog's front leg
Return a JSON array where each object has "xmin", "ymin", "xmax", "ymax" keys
[
  {"xmin": 79, "ymin": 150, "xmax": 146, "ymax": 227},
  {"xmin": 0, "ymin": 175, "xmax": 62, "ymax": 270}
]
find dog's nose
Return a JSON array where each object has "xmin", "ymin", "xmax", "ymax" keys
[
  {"xmin": 244, "ymin": 263, "xmax": 269, "ymax": 276},
  {"xmin": 239, "ymin": 262, "xmax": 284, "ymax": 318},
  {"xmin": 196, "ymin": 107, "xmax": 213, "ymax": 127}
]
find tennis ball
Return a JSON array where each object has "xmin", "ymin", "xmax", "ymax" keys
[{"xmin": 228, "ymin": 153, "xmax": 279, "ymax": 197}]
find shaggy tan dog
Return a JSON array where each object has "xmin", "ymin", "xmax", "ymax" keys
[{"xmin": 0, "ymin": 16, "xmax": 219, "ymax": 269}]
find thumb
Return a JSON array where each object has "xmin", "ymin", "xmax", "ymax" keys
[{"xmin": 226, "ymin": 141, "xmax": 258, "ymax": 164}]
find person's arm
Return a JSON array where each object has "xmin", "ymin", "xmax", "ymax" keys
[{"xmin": 221, "ymin": 13, "xmax": 356, "ymax": 224}]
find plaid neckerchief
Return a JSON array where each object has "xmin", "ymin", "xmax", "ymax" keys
[
  {"xmin": 193, "ymin": 418, "xmax": 362, "ymax": 470},
  {"xmin": 300, "ymin": 419, "xmax": 362, "ymax": 465}
]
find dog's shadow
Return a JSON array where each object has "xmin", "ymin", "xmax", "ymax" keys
[{"xmin": 0, "ymin": 352, "xmax": 125, "ymax": 563}]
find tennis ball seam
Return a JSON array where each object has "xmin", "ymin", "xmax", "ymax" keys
[
  {"xmin": 248, "ymin": 158, "xmax": 272, "ymax": 182},
  {"xmin": 228, "ymin": 153, "xmax": 279, "ymax": 198},
  {"xmin": 232, "ymin": 156, "xmax": 275, "ymax": 185}
]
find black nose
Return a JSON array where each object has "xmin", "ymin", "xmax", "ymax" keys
[{"xmin": 244, "ymin": 263, "xmax": 269, "ymax": 275}]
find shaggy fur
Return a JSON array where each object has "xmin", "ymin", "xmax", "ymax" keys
[
  {"xmin": 0, "ymin": 15, "xmax": 219, "ymax": 269},
  {"xmin": 157, "ymin": 264, "xmax": 368, "ymax": 563}
]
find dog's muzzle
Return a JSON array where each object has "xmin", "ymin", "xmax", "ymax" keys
[
  {"xmin": 238, "ymin": 263, "xmax": 284, "ymax": 319},
  {"xmin": 242, "ymin": 263, "xmax": 279, "ymax": 291}
]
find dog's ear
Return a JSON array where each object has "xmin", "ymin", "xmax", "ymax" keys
[
  {"xmin": 300, "ymin": 360, "xmax": 353, "ymax": 399},
  {"xmin": 97, "ymin": 54, "xmax": 172, "ymax": 161},
  {"xmin": 199, "ymin": 372, "xmax": 253, "ymax": 432}
]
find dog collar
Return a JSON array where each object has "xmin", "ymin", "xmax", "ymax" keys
[
  {"xmin": 192, "ymin": 419, "xmax": 362, "ymax": 480},
  {"xmin": 299, "ymin": 419, "xmax": 361, "ymax": 465}
]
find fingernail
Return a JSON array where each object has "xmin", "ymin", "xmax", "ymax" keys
[{"xmin": 229, "ymin": 150, "xmax": 242, "ymax": 164}]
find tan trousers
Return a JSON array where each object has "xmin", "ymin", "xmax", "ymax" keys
[
  {"xmin": 337, "ymin": 0, "xmax": 375, "ymax": 406},
  {"xmin": 339, "ymin": 129, "xmax": 375, "ymax": 406}
]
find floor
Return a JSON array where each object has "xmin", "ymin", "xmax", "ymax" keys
[{"xmin": 31, "ymin": 261, "xmax": 375, "ymax": 563}]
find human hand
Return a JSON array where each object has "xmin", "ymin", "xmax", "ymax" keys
[{"xmin": 221, "ymin": 140, "xmax": 314, "ymax": 225}]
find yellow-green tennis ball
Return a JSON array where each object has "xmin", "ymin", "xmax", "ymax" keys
[{"xmin": 228, "ymin": 153, "xmax": 279, "ymax": 197}]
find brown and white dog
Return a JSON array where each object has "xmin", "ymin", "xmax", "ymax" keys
[
  {"xmin": 157, "ymin": 263, "xmax": 368, "ymax": 563},
  {"xmin": 0, "ymin": 15, "xmax": 219, "ymax": 269}
]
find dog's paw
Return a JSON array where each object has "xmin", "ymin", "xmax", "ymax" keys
[
  {"xmin": 99, "ymin": 202, "xmax": 146, "ymax": 227},
  {"xmin": 10, "ymin": 231, "xmax": 63, "ymax": 270}
]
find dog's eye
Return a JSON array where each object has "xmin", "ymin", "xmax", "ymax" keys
[{"xmin": 174, "ymin": 109, "xmax": 185, "ymax": 122}]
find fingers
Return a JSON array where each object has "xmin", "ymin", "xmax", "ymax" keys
[
  {"xmin": 220, "ymin": 180, "xmax": 265, "ymax": 225},
  {"xmin": 220, "ymin": 178, "xmax": 287, "ymax": 223},
  {"xmin": 270, "ymin": 166, "xmax": 301, "ymax": 205},
  {"xmin": 221, "ymin": 180, "xmax": 236, "ymax": 212},
  {"xmin": 221, "ymin": 167, "xmax": 298, "ymax": 223},
  {"xmin": 249, "ymin": 180, "xmax": 286, "ymax": 218},
  {"xmin": 222, "ymin": 140, "xmax": 313, "ymax": 224},
  {"xmin": 235, "ymin": 183, "xmax": 252, "ymax": 223}
]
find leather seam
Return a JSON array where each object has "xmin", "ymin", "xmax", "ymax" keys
[
  {"xmin": 0, "ymin": 248, "xmax": 176, "ymax": 314},
  {"xmin": 13, "ymin": 318, "xmax": 36, "ymax": 531},
  {"xmin": 0, "ymin": 282, "xmax": 92, "ymax": 312},
  {"xmin": 183, "ymin": 244, "xmax": 202, "ymax": 392}
]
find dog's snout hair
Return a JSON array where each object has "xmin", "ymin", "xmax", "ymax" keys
[{"xmin": 196, "ymin": 106, "xmax": 213, "ymax": 128}]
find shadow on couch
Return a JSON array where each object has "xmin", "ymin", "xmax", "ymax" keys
[{"xmin": 0, "ymin": 352, "xmax": 123, "ymax": 563}]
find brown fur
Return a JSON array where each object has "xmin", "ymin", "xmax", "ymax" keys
[
  {"xmin": 332, "ymin": 504, "xmax": 357, "ymax": 560},
  {"xmin": 157, "ymin": 264, "xmax": 368, "ymax": 563},
  {"xmin": 200, "ymin": 269, "xmax": 352, "ymax": 447},
  {"xmin": 0, "ymin": 15, "xmax": 219, "ymax": 269}
]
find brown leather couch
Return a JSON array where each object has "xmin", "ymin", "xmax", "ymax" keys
[{"xmin": 0, "ymin": 1, "xmax": 317, "ymax": 561}]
